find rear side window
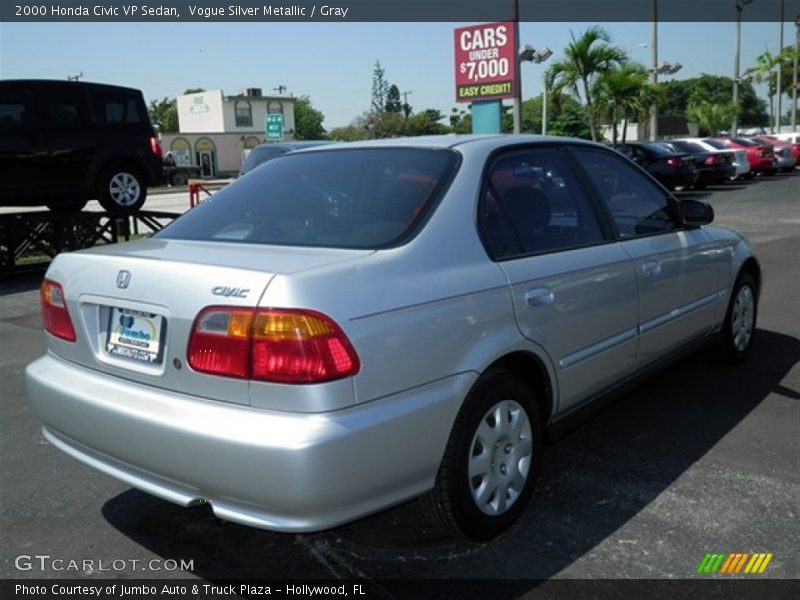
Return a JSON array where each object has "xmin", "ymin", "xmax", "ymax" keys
[
  {"xmin": 479, "ymin": 147, "xmax": 606, "ymax": 259},
  {"xmin": 573, "ymin": 148, "xmax": 678, "ymax": 238},
  {"xmin": 94, "ymin": 92, "xmax": 143, "ymax": 124},
  {"xmin": 158, "ymin": 148, "xmax": 459, "ymax": 249},
  {"xmin": 45, "ymin": 92, "xmax": 88, "ymax": 128}
]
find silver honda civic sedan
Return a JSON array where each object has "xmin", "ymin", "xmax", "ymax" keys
[{"xmin": 26, "ymin": 135, "xmax": 760, "ymax": 541}]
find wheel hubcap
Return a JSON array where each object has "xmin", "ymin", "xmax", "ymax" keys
[
  {"xmin": 109, "ymin": 172, "xmax": 141, "ymax": 207},
  {"xmin": 731, "ymin": 285, "xmax": 755, "ymax": 352},
  {"xmin": 468, "ymin": 399, "xmax": 533, "ymax": 516}
]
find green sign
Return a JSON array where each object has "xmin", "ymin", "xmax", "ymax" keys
[{"xmin": 265, "ymin": 113, "xmax": 284, "ymax": 140}]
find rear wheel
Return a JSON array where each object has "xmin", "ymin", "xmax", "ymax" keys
[
  {"xmin": 97, "ymin": 165, "xmax": 147, "ymax": 212},
  {"xmin": 720, "ymin": 271, "xmax": 758, "ymax": 364},
  {"xmin": 425, "ymin": 369, "xmax": 543, "ymax": 541}
]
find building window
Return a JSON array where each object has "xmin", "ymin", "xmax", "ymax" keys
[{"xmin": 235, "ymin": 100, "xmax": 252, "ymax": 127}]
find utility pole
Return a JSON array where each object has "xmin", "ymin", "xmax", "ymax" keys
[
  {"xmin": 793, "ymin": 14, "xmax": 799, "ymax": 131},
  {"xmin": 733, "ymin": 0, "xmax": 754, "ymax": 135},
  {"xmin": 401, "ymin": 90, "xmax": 413, "ymax": 119}
]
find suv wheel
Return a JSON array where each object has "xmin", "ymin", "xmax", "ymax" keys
[
  {"xmin": 425, "ymin": 369, "xmax": 543, "ymax": 541},
  {"xmin": 98, "ymin": 166, "xmax": 147, "ymax": 212}
]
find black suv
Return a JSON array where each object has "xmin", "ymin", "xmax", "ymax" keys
[{"xmin": 0, "ymin": 80, "xmax": 163, "ymax": 212}]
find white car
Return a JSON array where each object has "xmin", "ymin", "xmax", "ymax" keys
[{"xmin": 679, "ymin": 138, "xmax": 751, "ymax": 180}]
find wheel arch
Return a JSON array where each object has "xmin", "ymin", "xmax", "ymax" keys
[{"xmin": 483, "ymin": 351, "xmax": 555, "ymax": 429}]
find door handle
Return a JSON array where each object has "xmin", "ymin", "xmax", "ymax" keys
[
  {"xmin": 642, "ymin": 261, "xmax": 662, "ymax": 277},
  {"xmin": 525, "ymin": 287, "xmax": 554, "ymax": 308}
]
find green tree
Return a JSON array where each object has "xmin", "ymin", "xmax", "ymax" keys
[
  {"xmin": 328, "ymin": 125, "xmax": 370, "ymax": 142},
  {"xmin": 148, "ymin": 97, "xmax": 178, "ymax": 133},
  {"xmin": 546, "ymin": 26, "xmax": 627, "ymax": 141},
  {"xmin": 385, "ymin": 84, "xmax": 402, "ymax": 113},
  {"xmin": 686, "ymin": 101, "xmax": 738, "ymax": 136},
  {"xmin": 657, "ymin": 75, "xmax": 768, "ymax": 128},
  {"xmin": 547, "ymin": 101, "xmax": 592, "ymax": 139},
  {"xmin": 371, "ymin": 60, "xmax": 389, "ymax": 114},
  {"xmin": 593, "ymin": 62, "xmax": 649, "ymax": 144},
  {"xmin": 293, "ymin": 96, "xmax": 326, "ymax": 140}
]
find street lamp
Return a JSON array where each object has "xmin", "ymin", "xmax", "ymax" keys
[
  {"xmin": 776, "ymin": 0, "xmax": 784, "ymax": 133},
  {"xmin": 733, "ymin": 0, "xmax": 755, "ymax": 135},
  {"xmin": 519, "ymin": 45, "xmax": 553, "ymax": 134}
]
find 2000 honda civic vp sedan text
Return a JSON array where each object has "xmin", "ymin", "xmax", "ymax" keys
[{"xmin": 26, "ymin": 135, "xmax": 760, "ymax": 541}]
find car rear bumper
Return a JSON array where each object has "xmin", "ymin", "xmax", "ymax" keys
[{"xmin": 25, "ymin": 353, "xmax": 469, "ymax": 532}]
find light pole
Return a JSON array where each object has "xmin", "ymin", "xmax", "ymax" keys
[
  {"xmin": 776, "ymin": 0, "xmax": 784, "ymax": 133},
  {"xmin": 793, "ymin": 14, "xmax": 799, "ymax": 131},
  {"xmin": 733, "ymin": 0, "xmax": 755, "ymax": 135},
  {"xmin": 649, "ymin": 0, "xmax": 659, "ymax": 140},
  {"xmin": 512, "ymin": 0, "xmax": 523, "ymax": 133},
  {"xmin": 520, "ymin": 45, "xmax": 553, "ymax": 134}
]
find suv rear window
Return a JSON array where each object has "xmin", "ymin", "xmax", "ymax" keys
[
  {"xmin": 158, "ymin": 148, "xmax": 459, "ymax": 249},
  {"xmin": 94, "ymin": 92, "xmax": 143, "ymax": 124}
]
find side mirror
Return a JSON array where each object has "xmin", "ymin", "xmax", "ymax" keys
[{"xmin": 680, "ymin": 199, "xmax": 714, "ymax": 226}]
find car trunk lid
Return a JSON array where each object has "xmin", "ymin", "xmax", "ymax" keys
[{"xmin": 44, "ymin": 238, "xmax": 373, "ymax": 406}]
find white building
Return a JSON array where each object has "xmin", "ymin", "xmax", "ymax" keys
[{"xmin": 160, "ymin": 88, "xmax": 296, "ymax": 178}]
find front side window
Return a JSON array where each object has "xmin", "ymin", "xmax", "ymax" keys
[
  {"xmin": 0, "ymin": 100, "xmax": 29, "ymax": 130},
  {"xmin": 479, "ymin": 147, "xmax": 606, "ymax": 259},
  {"xmin": 572, "ymin": 147, "xmax": 679, "ymax": 238},
  {"xmin": 158, "ymin": 148, "xmax": 459, "ymax": 249}
]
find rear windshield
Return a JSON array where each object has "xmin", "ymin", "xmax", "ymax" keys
[
  {"xmin": 668, "ymin": 141, "xmax": 703, "ymax": 154},
  {"xmin": 642, "ymin": 143, "xmax": 675, "ymax": 156},
  {"xmin": 158, "ymin": 148, "xmax": 459, "ymax": 249},
  {"xmin": 703, "ymin": 139, "xmax": 727, "ymax": 150}
]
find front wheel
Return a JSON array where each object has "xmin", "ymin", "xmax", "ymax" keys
[
  {"xmin": 97, "ymin": 166, "xmax": 147, "ymax": 212},
  {"xmin": 720, "ymin": 271, "xmax": 758, "ymax": 364},
  {"xmin": 425, "ymin": 369, "xmax": 543, "ymax": 541}
]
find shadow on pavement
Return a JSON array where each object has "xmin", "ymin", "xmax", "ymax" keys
[{"xmin": 102, "ymin": 328, "xmax": 799, "ymax": 582}]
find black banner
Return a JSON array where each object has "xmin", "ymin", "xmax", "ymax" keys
[{"xmin": 2, "ymin": 0, "xmax": 799, "ymax": 23}]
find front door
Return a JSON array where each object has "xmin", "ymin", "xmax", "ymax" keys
[{"xmin": 479, "ymin": 146, "xmax": 639, "ymax": 414}]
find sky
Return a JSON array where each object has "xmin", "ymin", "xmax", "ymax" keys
[{"xmin": 0, "ymin": 20, "xmax": 795, "ymax": 129}]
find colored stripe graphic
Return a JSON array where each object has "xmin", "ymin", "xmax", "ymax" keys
[{"xmin": 700, "ymin": 552, "xmax": 774, "ymax": 575}]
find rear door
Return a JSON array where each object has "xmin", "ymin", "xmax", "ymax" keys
[
  {"xmin": 479, "ymin": 145, "xmax": 638, "ymax": 414},
  {"xmin": 0, "ymin": 83, "xmax": 50, "ymax": 203},
  {"xmin": 571, "ymin": 146, "xmax": 725, "ymax": 369}
]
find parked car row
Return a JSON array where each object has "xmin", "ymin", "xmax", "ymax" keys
[{"xmin": 614, "ymin": 134, "xmax": 798, "ymax": 190}]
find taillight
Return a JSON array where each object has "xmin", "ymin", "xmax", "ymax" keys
[
  {"xmin": 703, "ymin": 155, "xmax": 719, "ymax": 165},
  {"xmin": 188, "ymin": 307, "xmax": 253, "ymax": 378},
  {"xmin": 666, "ymin": 157, "xmax": 682, "ymax": 167},
  {"xmin": 187, "ymin": 307, "xmax": 360, "ymax": 384},
  {"xmin": 149, "ymin": 136, "xmax": 163, "ymax": 158},
  {"xmin": 40, "ymin": 279, "xmax": 76, "ymax": 342}
]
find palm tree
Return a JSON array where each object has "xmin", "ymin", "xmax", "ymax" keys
[
  {"xmin": 687, "ymin": 101, "xmax": 738, "ymax": 136},
  {"xmin": 545, "ymin": 26, "xmax": 628, "ymax": 141},
  {"xmin": 745, "ymin": 50, "xmax": 782, "ymax": 132},
  {"xmin": 593, "ymin": 62, "xmax": 649, "ymax": 144}
]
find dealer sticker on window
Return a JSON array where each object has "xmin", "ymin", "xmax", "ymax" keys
[{"xmin": 107, "ymin": 308, "xmax": 164, "ymax": 364}]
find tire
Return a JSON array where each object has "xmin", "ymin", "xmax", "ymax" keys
[
  {"xmin": 425, "ymin": 369, "xmax": 543, "ymax": 541},
  {"xmin": 170, "ymin": 172, "xmax": 188, "ymax": 187},
  {"xmin": 720, "ymin": 271, "xmax": 758, "ymax": 364},
  {"xmin": 97, "ymin": 165, "xmax": 147, "ymax": 212}
]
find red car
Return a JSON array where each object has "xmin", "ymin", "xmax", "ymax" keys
[{"xmin": 713, "ymin": 137, "xmax": 774, "ymax": 175}]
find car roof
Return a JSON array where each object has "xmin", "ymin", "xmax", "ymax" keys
[
  {"xmin": 299, "ymin": 134, "xmax": 606, "ymax": 153},
  {"xmin": 0, "ymin": 79, "xmax": 142, "ymax": 94}
]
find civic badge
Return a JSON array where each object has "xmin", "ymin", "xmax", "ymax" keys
[{"xmin": 116, "ymin": 270, "xmax": 131, "ymax": 289}]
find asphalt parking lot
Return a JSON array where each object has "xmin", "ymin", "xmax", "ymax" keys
[{"xmin": 1, "ymin": 173, "xmax": 798, "ymax": 588}]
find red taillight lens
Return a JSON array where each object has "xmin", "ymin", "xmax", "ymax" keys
[
  {"xmin": 187, "ymin": 307, "xmax": 360, "ymax": 384},
  {"xmin": 187, "ymin": 307, "xmax": 254, "ymax": 378},
  {"xmin": 667, "ymin": 157, "xmax": 681, "ymax": 167},
  {"xmin": 40, "ymin": 279, "xmax": 76, "ymax": 342},
  {"xmin": 703, "ymin": 155, "xmax": 718, "ymax": 165},
  {"xmin": 149, "ymin": 136, "xmax": 163, "ymax": 158}
]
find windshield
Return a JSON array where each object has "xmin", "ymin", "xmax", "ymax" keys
[
  {"xmin": 159, "ymin": 148, "xmax": 460, "ymax": 249},
  {"xmin": 703, "ymin": 139, "xmax": 728, "ymax": 150}
]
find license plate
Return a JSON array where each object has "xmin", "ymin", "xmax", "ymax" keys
[{"xmin": 106, "ymin": 308, "xmax": 165, "ymax": 364}]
